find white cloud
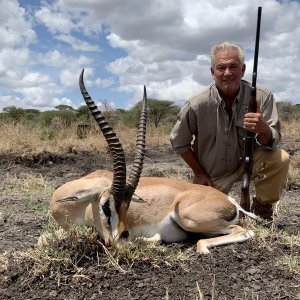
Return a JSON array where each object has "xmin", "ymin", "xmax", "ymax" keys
[
  {"xmin": 95, "ymin": 77, "xmax": 114, "ymax": 88},
  {"xmin": 55, "ymin": 34, "xmax": 101, "ymax": 51},
  {"xmin": 52, "ymin": 96, "xmax": 74, "ymax": 107},
  {"xmin": 38, "ymin": 50, "xmax": 92, "ymax": 68},
  {"xmin": 60, "ymin": 69, "xmax": 81, "ymax": 88},
  {"xmin": 35, "ymin": 5, "xmax": 75, "ymax": 34},
  {"xmin": 0, "ymin": 48, "xmax": 30, "ymax": 80},
  {"xmin": 0, "ymin": 0, "xmax": 300, "ymax": 113},
  {"xmin": 37, "ymin": 50, "xmax": 67, "ymax": 67},
  {"xmin": 0, "ymin": 0, "xmax": 36, "ymax": 48},
  {"xmin": 0, "ymin": 95, "xmax": 21, "ymax": 109}
]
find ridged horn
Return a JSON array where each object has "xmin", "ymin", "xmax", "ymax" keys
[
  {"xmin": 79, "ymin": 69, "xmax": 126, "ymax": 201},
  {"xmin": 125, "ymin": 85, "xmax": 148, "ymax": 203}
]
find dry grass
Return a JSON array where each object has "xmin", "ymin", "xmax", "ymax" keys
[
  {"xmin": 0, "ymin": 173, "xmax": 54, "ymax": 198},
  {"xmin": 27, "ymin": 223, "xmax": 192, "ymax": 282},
  {"xmin": 0, "ymin": 118, "xmax": 298, "ymax": 154},
  {"xmin": 281, "ymin": 118, "xmax": 300, "ymax": 141},
  {"xmin": 281, "ymin": 118, "xmax": 300, "ymax": 186},
  {"xmin": 1, "ymin": 118, "xmax": 298, "ymax": 186},
  {"xmin": 287, "ymin": 154, "xmax": 300, "ymax": 188},
  {"xmin": 0, "ymin": 121, "xmax": 171, "ymax": 156}
]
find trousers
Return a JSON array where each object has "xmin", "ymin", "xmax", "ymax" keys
[{"xmin": 212, "ymin": 148, "xmax": 290, "ymax": 204}]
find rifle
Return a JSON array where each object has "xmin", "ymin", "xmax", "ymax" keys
[{"xmin": 240, "ymin": 7, "xmax": 262, "ymax": 211}]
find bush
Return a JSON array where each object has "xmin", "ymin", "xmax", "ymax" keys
[{"xmin": 277, "ymin": 102, "xmax": 299, "ymax": 121}]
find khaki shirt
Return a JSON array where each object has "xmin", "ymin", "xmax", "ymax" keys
[{"xmin": 170, "ymin": 80, "xmax": 281, "ymax": 179}]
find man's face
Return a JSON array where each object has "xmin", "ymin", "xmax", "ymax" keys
[{"xmin": 211, "ymin": 49, "xmax": 245, "ymax": 99}]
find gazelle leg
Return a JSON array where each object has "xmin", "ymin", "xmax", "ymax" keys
[
  {"xmin": 196, "ymin": 225, "xmax": 255, "ymax": 254},
  {"xmin": 139, "ymin": 233, "xmax": 162, "ymax": 244}
]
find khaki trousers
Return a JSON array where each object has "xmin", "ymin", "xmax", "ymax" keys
[{"xmin": 213, "ymin": 148, "xmax": 290, "ymax": 204}]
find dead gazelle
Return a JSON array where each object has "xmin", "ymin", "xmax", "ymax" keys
[{"xmin": 49, "ymin": 70, "xmax": 260, "ymax": 253}]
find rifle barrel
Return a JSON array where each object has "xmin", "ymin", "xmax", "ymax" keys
[
  {"xmin": 240, "ymin": 7, "xmax": 262, "ymax": 211},
  {"xmin": 252, "ymin": 7, "xmax": 262, "ymax": 87}
]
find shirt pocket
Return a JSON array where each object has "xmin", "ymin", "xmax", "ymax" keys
[{"xmin": 235, "ymin": 118, "xmax": 246, "ymax": 150}]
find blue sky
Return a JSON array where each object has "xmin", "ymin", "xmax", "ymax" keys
[{"xmin": 0, "ymin": 0, "xmax": 300, "ymax": 112}]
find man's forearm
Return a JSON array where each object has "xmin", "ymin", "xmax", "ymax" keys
[
  {"xmin": 180, "ymin": 149, "xmax": 208, "ymax": 176},
  {"xmin": 257, "ymin": 123, "xmax": 273, "ymax": 146},
  {"xmin": 180, "ymin": 150, "xmax": 213, "ymax": 186}
]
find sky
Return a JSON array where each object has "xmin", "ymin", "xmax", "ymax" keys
[{"xmin": 0, "ymin": 0, "xmax": 300, "ymax": 112}]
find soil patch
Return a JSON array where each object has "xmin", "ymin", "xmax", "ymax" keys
[{"xmin": 0, "ymin": 147, "xmax": 299, "ymax": 299}]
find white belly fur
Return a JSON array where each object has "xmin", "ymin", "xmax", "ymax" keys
[{"xmin": 129, "ymin": 213, "xmax": 189, "ymax": 243}]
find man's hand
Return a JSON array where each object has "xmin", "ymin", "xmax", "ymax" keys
[
  {"xmin": 244, "ymin": 107, "xmax": 272, "ymax": 146},
  {"xmin": 243, "ymin": 111, "xmax": 266, "ymax": 133},
  {"xmin": 193, "ymin": 173, "xmax": 213, "ymax": 186},
  {"xmin": 180, "ymin": 150, "xmax": 213, "ymax": 186}
]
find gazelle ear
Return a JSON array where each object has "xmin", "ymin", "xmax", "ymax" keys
[
  {"xmin": 98, "ymin": 187, "xmax": 113, "ymax": 202},
  {"xmin": 131, "ymin": 194, "xmax": 146, "ymax": 203},
  {"xmin": 56, "ymin": 189, "xmax": 101, "ymax": 203}
]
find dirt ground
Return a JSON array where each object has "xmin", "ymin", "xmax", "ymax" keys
[{"xmin": 0, "ymin": 144, "xmax": 299, "ymax": 300}]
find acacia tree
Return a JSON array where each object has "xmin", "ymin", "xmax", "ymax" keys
[
  {"xmin": 125, "ymin": 99, "xmax": 179, "ymax": 127},
  {"xmin": 3, "ymin": 106, "xmax": 25, "ymax": 121},
  {"xmin": 54, "ymin": 104, "xmax": 75, "ymax": 111},
  {"xmin": 76, "ymin": 105, "xmax": 90, "ymax": 122},
  {"xmin": 53, "ymin": 104, "xmax": 76, "ymax": 126},
  {"xmin": 148, "ymin": 99, "xmax": 179, "ymax": 127}
]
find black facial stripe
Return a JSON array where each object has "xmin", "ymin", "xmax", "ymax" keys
[
  {"xmin": 102, "ymin": 201, "xmax": 111, "ymax": 218},
  {"xmin": 120, "ymin": 230, "xmax": 129, "ymax": 239}
]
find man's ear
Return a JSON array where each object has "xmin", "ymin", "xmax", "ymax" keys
[
  {"xmin": 211, "ymin": 67, "xmax": 215, "ymax": 78},
  {"xmin": 242, "ymin": 63, "xmax": 246, "ymax": 76}
]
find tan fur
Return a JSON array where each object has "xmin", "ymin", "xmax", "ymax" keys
[{"xmin": 48, "ymin": 170, "xmax": 257, "ymax": 254}]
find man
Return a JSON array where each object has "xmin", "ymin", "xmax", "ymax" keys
[{"xmin": 170, "ymin": 41, "xmax": 289, "ymax": 220}]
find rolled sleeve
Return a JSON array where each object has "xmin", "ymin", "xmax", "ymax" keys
[
  {"xmin": 257, "ymin": 88, "xmax": 281, "ymax": 149},
  {"xmin": 170, "ymin": 103, "xmax": 196, "ymax": 154},
  {"xmin": 256, "ymin": 127, "xmax": 280, "ymax": 150}
]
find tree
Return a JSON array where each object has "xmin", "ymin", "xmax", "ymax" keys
[
  {"xmin": 97, "ymin": 99, "xmax": 120, "ymax": 126},
  {"xmin": 23, "ymin": 108, "xmax": 40, "ymax": 121},
  {"xmin": 122, "ymin": 108, "xmax": 139, "ymax": 127},
  {"xmin": 52, "ymin": 104, "xmax": 77, "ymax": 126},
  {"xmin": 76, "ymin": 105, "xmax": 90, "ymax": 122},
  {"xmin": 124, "ymin": 99, "xmax": 179, "ymax": 128},
  {"xmin": 39, "ymin": 110, "xmax": 58, "ymax": 126},
  {"xmin": 148, "ymin": 99, "xmax": 179, "ymax": 127},
  {"xmin": 276, "ymin": 101, "xmax": 297, "ymax": 121},
  {"xmin": 54, "ymin": 104, "xmax": 75, "ymax": 111},
  {"xmin": 2, "ymin": 106, "xmax": 25, "ymax": 121}
]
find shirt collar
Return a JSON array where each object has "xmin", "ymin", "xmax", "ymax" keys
[{"xmin": 213, "ymin": 83, "xmax": 242, "ymax": 108}]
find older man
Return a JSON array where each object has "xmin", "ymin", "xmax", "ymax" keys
[{"xmin": 170, "ymin": 41, "xmax": 289, "ymax": 220}]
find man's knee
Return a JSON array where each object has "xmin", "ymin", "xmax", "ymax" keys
[
  {"xmin": 254, "ymin": 148, "xmax": 289, "ymax": 174},
  {"xmin": 271, "ymin": 148, "xmax": 290, "ymax": 176},
  {"xmin": 279, "ymin": 149, "xmax": 290, "ymax": 170},
  {"xmin": 253, "ymin": 148, "xmax": 290, "ymax": 204}
]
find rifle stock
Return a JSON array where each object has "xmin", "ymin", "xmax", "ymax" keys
[{"xmin": 240, "ymin": 7, "xmax": 262, "ymax": 211}]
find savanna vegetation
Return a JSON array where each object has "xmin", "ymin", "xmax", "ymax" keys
[
  {"xmin": 0, "ymin": 100, "xmax": 299, "ymax": 184},
  {"xmin": 0, "ymin": 100, "xmax": 299, "ymax": 299}
]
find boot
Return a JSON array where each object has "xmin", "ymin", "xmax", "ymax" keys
[{"xmin": 251, "ymin": 197, "xmax": 274, "ymax": 220}]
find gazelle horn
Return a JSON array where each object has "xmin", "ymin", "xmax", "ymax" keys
[
  {"xmin": 79, "ymin": 69, "xmax": 126, "ymax": 202},
  {"xmin": 125, "ymin": 86, "xmax": 148, "ymax": 204}
]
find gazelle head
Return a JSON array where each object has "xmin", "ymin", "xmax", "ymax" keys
[{"xmin": 79, "ymin": 69, "xmax": 148, "ymax": 246}]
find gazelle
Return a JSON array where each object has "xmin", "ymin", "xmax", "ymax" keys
[{"xmin": 49, "ymin": 70, "xmax": 260, "ymax": 254}]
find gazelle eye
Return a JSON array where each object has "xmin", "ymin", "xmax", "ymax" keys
[{"xmin": 102, "ymin": 201, "xmax": 111, "ymax": 218}]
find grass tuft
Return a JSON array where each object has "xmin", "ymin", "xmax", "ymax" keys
[{"xmin": 27, "ymin": 223, "xmax": 192, "ymax": 283}]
